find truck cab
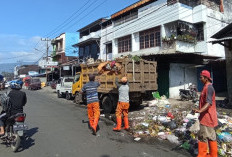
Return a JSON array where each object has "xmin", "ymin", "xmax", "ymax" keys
[
  {"xmin": 72, "ymin": 72, "xmax": 84, "ymax": 104},
  {"xmin": 56, "ymin": 77, "xmax": 74, "ymax": 100}
]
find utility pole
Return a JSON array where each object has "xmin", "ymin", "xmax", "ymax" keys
[{"xmin": 41, "ymin": 38, "xmax": 51, "ymax": 84}]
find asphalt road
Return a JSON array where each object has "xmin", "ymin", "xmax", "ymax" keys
[{"xmin": 0, "ymin": 88, "xmax": 189, "ymax": 157}]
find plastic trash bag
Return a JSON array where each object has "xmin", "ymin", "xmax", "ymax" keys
[{"xmin": 167, "ymin": 135, "xmax": 180, "ymax": 145}]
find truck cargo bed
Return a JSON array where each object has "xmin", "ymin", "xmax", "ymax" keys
[{"xmin": 81, "ymin": 58, "xmax": 158, "ymax": 93}]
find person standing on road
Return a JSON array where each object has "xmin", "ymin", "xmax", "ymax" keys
[
  {"xmin": 113, "ymin": 76, "xmax": 130, "ymax": 132},
  {"xmin": 193, "ymin": 70, "xmax": 218, "ymax": 157},
  {"xmin": 80, "ymin": 74, "xmax": 100, "ymax": 135}
]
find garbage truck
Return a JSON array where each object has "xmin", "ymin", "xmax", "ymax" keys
[{"xmin": 72, "ymin": 58, "xmax": 158, "ymax": 113}]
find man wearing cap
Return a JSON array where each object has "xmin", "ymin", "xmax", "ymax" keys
[
  {"xmin": 113, "ymin": 76, "xmax": 130, "ymax": 131},
  {"xmin": 193, "ymin": 70, "xmax": 218, "ymax": 157},
  {"xmin": 80, "ymin": 74, "xmax": 100, "ymax": 135}
]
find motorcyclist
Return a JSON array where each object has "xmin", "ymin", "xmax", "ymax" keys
[{"xmin": 0, "ymin": 83, "xmax": 27, "ymax": 135}]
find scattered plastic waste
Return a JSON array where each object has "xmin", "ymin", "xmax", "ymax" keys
[
  {"xmin": 167, "ymin": 135, "xmax": 180, "ymax": 145},
  {"xmin": 128, "ymin": 96, "xmax": 232, "ymax": 156},
  {"xmin": 134, "ymin": 137, "xmax": 141, "ymax": 141},
  {"xmin": 181, "ymin": 141, "xmax": 190, "ymax": 150},
  {"xmin": 218, "ymin": 132, "xmax": 232, "ymax": 143},
  {"xmin": 152, "ymin": 92, "xmax": 161, "ymax": 99}
]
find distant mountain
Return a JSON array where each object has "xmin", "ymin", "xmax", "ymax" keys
[{"xmin": 0, "ymin": 62, "xmax": 35, "ymax": 74}]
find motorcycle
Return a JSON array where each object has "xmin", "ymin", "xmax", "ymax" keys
[
  {"xmin": 179, "ymin": 84, "xmax": 198, "ymax": 102},
  {"xmin": 1, "ymin": 113, "xmax": 28, "ymax": 152}
]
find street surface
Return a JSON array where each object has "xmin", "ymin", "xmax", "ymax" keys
[{"xmin": 0, "ymin": 88, "xmax": 190, "ymax": 157}]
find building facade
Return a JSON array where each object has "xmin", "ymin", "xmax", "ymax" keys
[
  {"xmin": 51, "ymin": 33, "xmax": 79, "ymax": 64},
  {"xmin": 75, "ymin": 0, "xmax": 230, "ymax": 98}
]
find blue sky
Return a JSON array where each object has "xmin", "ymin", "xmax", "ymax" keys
[{"xmin": 0, "ymin": 0, "xmax": 138, "ymax": 63}]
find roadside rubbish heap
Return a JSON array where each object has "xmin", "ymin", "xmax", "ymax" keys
[{"xmin": 129, "ymin": 92, "xmax": 232, "ymax": 157}]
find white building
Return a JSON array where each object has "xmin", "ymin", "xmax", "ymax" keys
[
  {"xmin": 38, "ymin": 56, "xmax": 58, "ymax": 74},
  {"xmin": 78, "ymin": 0, "xmax": 231, "ymax": 98}
]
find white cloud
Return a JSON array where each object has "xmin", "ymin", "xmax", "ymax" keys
[{"xmin": 0, "ymin": 34, "xmax": 48, "ymax": 63}]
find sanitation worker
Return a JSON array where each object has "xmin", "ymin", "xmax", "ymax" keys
[
  {"xmin": 113, "ymin": 76, "xmax": 130, "ymax": 131},
  {"xmin": 80, "ymin": 74, "xmax": 100, "ymax": 135},
  {"xmin": 193, "ymin": 70, "xmax": 218, "ymax": 157}
]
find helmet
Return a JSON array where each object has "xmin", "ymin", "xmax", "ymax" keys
[{"xmin": 10, "ymin": 83, "xmax": 22, "ymax": 90}]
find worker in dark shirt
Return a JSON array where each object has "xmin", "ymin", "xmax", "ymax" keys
[
  {"xmin": 80, "ymin": 74, "xmax": 100, "ymax": 135},
  {"xmin": 0, "ymin": 83, "xmax": 27, "ymax": 135}
]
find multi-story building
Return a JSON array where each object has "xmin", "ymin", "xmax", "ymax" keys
[
  {"xmin": 51, "ymin": 33, "xmax": 79, "ymax": 64},
  {"xmin": 38, "ymin": 56, "xmax": 58, "ymax": 74},
  {"xmin": 73, "ymin": 18, "xmax": 108, "ymax": 61},
  {"xmin": 75, "ymin": 0, "xmax": 231, "ymax": 98}
]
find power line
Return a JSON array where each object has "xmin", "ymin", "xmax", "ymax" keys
[
  {"xmin": 45, "ymin": 0, "xmax": 93, "ymax": 38},
  {"xmin": 47, "ymin": 0, "xmax": 103, "ymax": 38},
  {"xmin": 68, "ymin": 0, "xmax": 108, "ymax": 32}
]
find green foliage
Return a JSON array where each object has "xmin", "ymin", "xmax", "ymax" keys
[{"xmin": 131, "ymin": 55, "xmax": 141, "ymax": 62}]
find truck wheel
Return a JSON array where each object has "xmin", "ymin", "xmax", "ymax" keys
[
  {"xmin": 74, "ymin": 93, "xmax": 82, "ymax": 104},
  {"xmin": 102, "ymin": 96, "xmax": 113, "ymax": 114},
  {"xmin": 57, "ymin": 91, "xmax": 62, "ymax": 98},
  {"xmin": 66, "ymin": 92, "xmax": 71, "ymax": 100}
]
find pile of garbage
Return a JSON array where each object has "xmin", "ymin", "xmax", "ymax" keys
[{"xmin": 129, "ymin": 93, "xmax": 232, "ymax": 156}]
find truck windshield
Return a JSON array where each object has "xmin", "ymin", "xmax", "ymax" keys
[
  {"xmin": 74, "ymin": 75, "xmax": 80, "ymax": 82},
  {"xmin": 64, "ymin": 78, "xmax": 73, "ymax": 82}
]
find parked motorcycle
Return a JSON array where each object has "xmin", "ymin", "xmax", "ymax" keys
[
  {"xmin": 1, "ymin": 113, "xmax": 28, "ymax": 152},
  {"xmin": 179, "ymin": 84, "xmax": 198, "ymax": 102}
]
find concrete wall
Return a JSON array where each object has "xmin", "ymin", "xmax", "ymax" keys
[
  {"xmin": 224, "ymin": 0, "xmax": 232, "ymax": 22},
  {"xmin": 205, "ymin": 8, "xmax": 227, "ymax": 57},
  {"xmin": 100, "ymin": 25, "xmax": 113, "ymax": 60},
  {"xmin": 169, "ymin": 63, "xmax": 197, "ymax": 98},
  {"xmin": 65, "ymin": 33, "xmax": 79, "ymax": 57}
]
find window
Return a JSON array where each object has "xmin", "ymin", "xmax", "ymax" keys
[
  {"xmin": 139, "ymin": 27, "xmax": 161, "ymax": 49},
  {"xmin": 79, "ymin": 47, "xmax": 84, "ymax": 57},
  {"xmin": 74, "ymin": 74, "xmax": 80, "ymax": 82},
  {"xmin": 106, "ymin": 43, "xmax": 112, "ymax": 54},
  {"xmin": 114, "ymin": 11, "xmax": 138, "ymax": 26},
  {"xmin": 64, "ymin": 78, "xmax": 74, "ymax": 82},
  {"xmin": 118, "ymin": 35, "xmax": 132, "ymax": 53},
  {"xmin": 195, "ymin": 23, "xmax": 204, "ymax": 41}
]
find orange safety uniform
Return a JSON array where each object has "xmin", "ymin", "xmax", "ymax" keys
[
  {"xmin": 197, "ymin": 70, "xmax": 218, "ymax": 157},
  {"xmin": 115, "ymin": 102, "xmax": 130, "ymax": 118},
  {"xmin": 113, "ymin": 77, "xmax": 130, "ymax": 131},
  {"xmin": 87, "ymin": 102, "xmax": 100, "ymax": 129}
]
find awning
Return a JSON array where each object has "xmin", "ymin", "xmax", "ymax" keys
[
  {"xmin": 73, "ymin": 38, "xmax": 100, "ymax": 47},
  {"xmin": 208, "ymin": 37, "xmax": 232, "ymax": 44},
  {"xmin": 142, "ymin": 52, "xmax": 221, "ymax": 65}
]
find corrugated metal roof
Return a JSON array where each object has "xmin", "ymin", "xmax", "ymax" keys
[
  {"xmin": 209, "ymin": 37, "xmax": 232, "ymax": 43},
  {"xmin": 111, "ymin": 0, "xmax": 156, "ymax": 19},
  {"xmin": 211, "ymin": 23, "xmax": 232, "ymax": 39}
]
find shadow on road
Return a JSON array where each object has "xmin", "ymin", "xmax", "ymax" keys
[{"xmin": 18, "ymin": 127, "xmax": 38, "ymax": 152}]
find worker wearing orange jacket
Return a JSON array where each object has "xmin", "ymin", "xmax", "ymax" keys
[
  {"xmin": 81, "ymin": 74, "xmax": 100, "ymax": 135},
  {"xmin": 113, "ymin": 76, "xmax": 130, "ymax": 131},
  {"xmin": 193, "ymin": 70, "xmax": 218, "ymax": 157}
]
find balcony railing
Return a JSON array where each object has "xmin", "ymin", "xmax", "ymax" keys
[
  {"xmin": 167, "ymin": 0, "xmax": 220, "ymax": 11},
  {"xmin": 79, "ymin": 30, "xmax": 101, "ymax": 43}
]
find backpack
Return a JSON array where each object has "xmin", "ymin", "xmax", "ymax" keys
[{"xmin": 0, "ymin": 91, "xmax": 11, "ymax": 113}]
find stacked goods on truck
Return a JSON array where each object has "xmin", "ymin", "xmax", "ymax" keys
[{"xmin": 72, "ymin": 57, "xmax": 158, "ymax": 114}]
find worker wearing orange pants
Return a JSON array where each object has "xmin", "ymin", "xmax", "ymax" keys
[
  {"xmin": 81, "ymin": 74, "xmax": 100, "ymax": 135},
  {"xmin": 113, "ymin": 102, "xmax": 130, "ymax": 131},
  {"xmin": 88, "ymin": 102, "xmax": 100, "ymax": 133},
  {"xmin": 113, "ymin": 76, "xmax": 130, "ymax": 131},
  {"xmin": 193, "ymin": 70, "xmax": 218, "ymax": 157}
]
